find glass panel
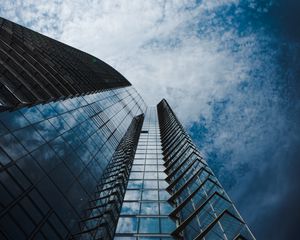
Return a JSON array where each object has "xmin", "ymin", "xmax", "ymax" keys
[
  {"xmin": 159, "ymin": 191, "xmax": 171, "ymax": 201},
  {"xmin": 161, "ymin": 218, "xmax": 176, "ymax": 233},
  {"xmin": 160, "ymin": 203, "xmax": 173, "ymax": 215},
  {"xmin": 116, "ymin": 217, "xmax": 138, "ymax": 233},
  {"xmin": 143, "ymin": 180, "xmax": 158, "ymax": 189},
  {"xmin": 0, "ymin": 111, "xmax": 30, "ymax": 130},
  {"xmin": 0, "ymin": 133, "xmax": 27, "ymax": 159},
  {"xmin": 140, "ymin": 202, "xmax": 159, "ymax": 215},
  {"xmin": 142, "ymin": 190, "xmax": 158, "ymax": 200},
  {"xmin": 127, "ymin": 180, "xmax": 143, "ymax": 189},
  {"xmin": 20, "ymin": 106, "xmax": 44, "ymax": 124},
  {"xmin": 14, "ymin": 125, "xmax": 45, "ymax": 152},
  {"xmin": 139, "ymin": 218, "xmax": 159, "ymax": 233},
  {"xmin": 124, "ymin": 190, "xmax": 141, "ymax": 201},
  {"xmin": 121, "ymin": 202, "xmax": 140, "ymax": 215}
]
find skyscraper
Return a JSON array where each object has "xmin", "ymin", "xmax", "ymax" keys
[{"xmin": 0, "ymin": 17, "xmax": 255, "ymax": 240}]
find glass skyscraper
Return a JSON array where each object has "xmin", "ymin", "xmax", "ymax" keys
[{"xmin": 0, "ymin": 17, "xmax": 255, "ymax": 240}]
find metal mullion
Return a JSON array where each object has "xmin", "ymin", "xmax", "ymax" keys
[
  {"xmin": 167, "ymin": 147, "xmax": 204, "ymax": 176},
  {"xmin": 162, "ymin": 135, "xmax": 184, "ymax": 168},
  {"xmin": 159, "ymin": 115, "xmax": 174, "ymax": 132},
  {"xmin": 160, "ymin": 120, "xmax": 177, "ymax": 140},
  {"xmin": 165, "ymin": 146, "xmax": 194, "ymax": 175},
  {"xmin": 168, "ymin": 167, "xmax": 205, "ymax": 204},
  {"xmin": 161, "ymin": 125, "xmax": 181, "ymax": 145},
  {"xmin": 0, "ymin": 184, "xmax": 34, "ymax": 218},
  {"xmin": 162, "ymin": 132, "xmax": 187, "ymax": 155},
  {"xmin": 27, "ymin": 209, "xmax": 54, "ymax": 239},
  {"xmin": 171, "ymin": 192, "xmax": 232, "ymax": 237},
  {"xmin": 166, "ymin": 157, "xmax": 199, "ymax": 192},
  {"xmin": 164, "ymin": 143, "xmax": 189, "ymax": 170},
  {"xmin": 166, "ymin": 150, "xmax": 199, "ymax": 181},
  {"xmin": 159, "ymin": 119, "xmax": 177, "ymax": 140},
  {"xmin": 164, "ymin": 140, "xmax": 191, "ymax": 166},
  {"xmin": 0, "ymin": 39, "xmax": 60, "ymax": 99},
  {"xmin": 169, "ymin": 177, "xmax": 219, "ymax": 218},
  {"xmin": 194, "ymin": 210, "xmax": 245, "ymax": 240},
  {"xmin": 84, "ymin": 199, "xmax": 117, "ymax": 213}
]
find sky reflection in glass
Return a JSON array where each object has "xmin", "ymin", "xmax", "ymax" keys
[
  {"xmin": 0, "ymin": 86, "xmax": 146, "ymax": 238},
  {"xmin": 115, "ymin": 107, "xmax": 175, "ymax": 239}
]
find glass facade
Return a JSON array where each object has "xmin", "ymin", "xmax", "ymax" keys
[
  {"xmin": 0, "ymin": 17, "xmax": 130, "ymax": 109},
  {"xmin": 115, "ymin": 107, "xmax": 175, "ymax": 239},
  {"xmin": 0, "ymin": 16, "xmax": 255, "ymax": 240},
  {"xmin": 73, "ymin": 114, "xmax": 144, "ymax": 239},
  {"xmin": 0, "ymin": 86, "xmax": 146, "ymax": 239},
  {"xmin": 157, "ymin": 100, "xmax": 255, "ymax": 240}
]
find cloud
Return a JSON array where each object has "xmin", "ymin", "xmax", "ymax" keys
[
  {"xmin": 1, "ymin": 0, "xmax": 300, "ymax": 239},
  {"xmin": 2, "ymin": 0, "xmax": 243, "ymax": 123}
]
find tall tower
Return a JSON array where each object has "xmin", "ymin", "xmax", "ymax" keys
[
  {"xmin": 0, "ymin": 17, "xmax": 146, "ymax": 239},
  {"xmin": 0, "ymin": 18, "xmax": 255, "ymax": 240}
]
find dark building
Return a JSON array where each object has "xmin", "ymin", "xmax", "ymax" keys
[
  {"xmin": 0, "ymin": 17, "xmax": 130, "ymax": 110},
  {"xmin": 0, "ymin": 17, "xmax": 255, "ymax": 240}
]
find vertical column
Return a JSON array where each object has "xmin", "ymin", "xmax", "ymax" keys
[
  {"xmin": 72, "ymin": 114, "xmax": 144, "ymax": 240},
  {"xmin": 157, "ymin": 99, "xmax": 255, "ymax": 240},
  {"xmin": 115, "ymin": 107, "xmax": 176, "ymax": 239}
]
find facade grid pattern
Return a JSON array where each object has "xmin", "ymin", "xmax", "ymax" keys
[
  {"xmin": 0, "ymin": 16, "xmax": 255, "ymax": 240},
  {"xmin": 115, "ymin": 107, "xmax": 176, "ymax": 240},
  {"xmin": 73, "ymin": 114, "xmax": 144, "ymax": 239},
  {"xmin": 0, "ymin": 86, "xmax": 146, "ymax": 239},
  {"xmin": 0, "ymin": 17, "xmax": 130, "ymax": 109},
  {"xmin": 157, "ymin": 99, "xmax": 255, "ymax": 240}
]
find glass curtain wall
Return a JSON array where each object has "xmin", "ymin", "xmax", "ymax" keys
[
  {"xmin": 73, "ymin": 114, "xmax": 144, "ymax": 239},
  {"xmin": 157, "ymin": 99, "xmax": 255, "ymax": 240},
  {"xmin": 0, "ymin": 86, "xmax": 146, "ymax": 239},
  {"xmin": 115, "ymin": 107, "xmax": 176, "ymax": 240}
]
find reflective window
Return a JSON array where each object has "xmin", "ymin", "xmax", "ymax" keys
[
  {"xmin": 161, "ymin": 218, "xmax": 176, "ymax": 233},
  {"xmin": 116, "ymin": 217, "xmax": 138, "ymax": 233},
  {"xmin": 142, "ymin": 190, "xmax": 158, "ymax": 200},
  {"xmin": 160, "ymin": 202, "xmax": 173, "ymax": 215},
  {"xmin": 121, "ymin": 202, "xmax": 140, "ymax": 215},
  {"xmin": 127, "ymin": 180, "xmax": 143, "ymax": 189},
  {"xmin": 139, "ymin": 218, "xmax": 159, "ymax": 233},
  {"xmin": 116, "ymin": 108, "xmax": 175, "ymax": 239},
  {"xmin": 124, "ymin": 190, "xmax": 141, "ymax": 201},
  {"xmin": 0, "ymin": 133, "xmax": 27, "ymax": 159},
  {"xmin": 0, "ymin": 87, "xmax": 146, "ymax": 238},
  {"xmin": 140, "ymin": 202, "xmax": 159, "ymax": 215},
  {"xmin": 143, "ymin": 180, "xmax": 158, "ymax": 189}
]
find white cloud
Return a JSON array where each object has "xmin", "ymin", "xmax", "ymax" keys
[
  {"xmin": 57, "ymin": 0, "xmax": 245, "ymax": 124},
  {"xmin": 0, "ymin": 0, "xmax": 246, "ymax": 122},
  {"xmin": 1, "ymin": 0, "xmax": 280, "ymax": 172},
  {"xmin": 0, "ymin": 0, "xmax": 283, "ymax": 168},
  {"xmin": 3, "ymin": 1, "xmax": 300, "ymax": 236}
]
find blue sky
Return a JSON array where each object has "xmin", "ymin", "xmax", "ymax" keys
[{"xmin": 1, "ymin": 0, "xmax": 300, "ymax": 238}]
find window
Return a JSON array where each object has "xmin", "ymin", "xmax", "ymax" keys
[
  {"xmin": 121, "ymin": 202, "xmax": 140, "ymax": 215},
  {"xmin": 124, "ymin": 190, "xmax": 140, "ymax": 201},
  {"xmin": 143, "ymin": 180, "xmax": 158, "ymax": 189},
  {"xmin": 139, "ymin": 218, "xmax": 159, "ymax": 233},
  {"xmin": 161, "ymin": 218, "xmax": 176, "ymax": 233},
  {"xmin": 127, "ymin": 180, "xmax": 143, "ymax": 189},
  {"xmin": 142, "ymin": 190, "xmax": 158, "ymax": 200},
  {"xmin": 160, "ymin": 203, "xmax": 173, "ymax": 215},
  {"xmin": 116, "ymin": 217, "xmax": 138, "ymax": 233},
  {"xmin": 140, "ymin": 202, "xmax": 159, "ymax": 215}
]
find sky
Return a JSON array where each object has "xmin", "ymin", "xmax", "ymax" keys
[{"xmin": 1, "ymin": 0, "xmax": 300, "ymax": 238}]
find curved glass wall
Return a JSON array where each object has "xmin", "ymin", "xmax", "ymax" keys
[{"xmin": 0, "ymin": 86, "xmax": 146, "ymax": 239}]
